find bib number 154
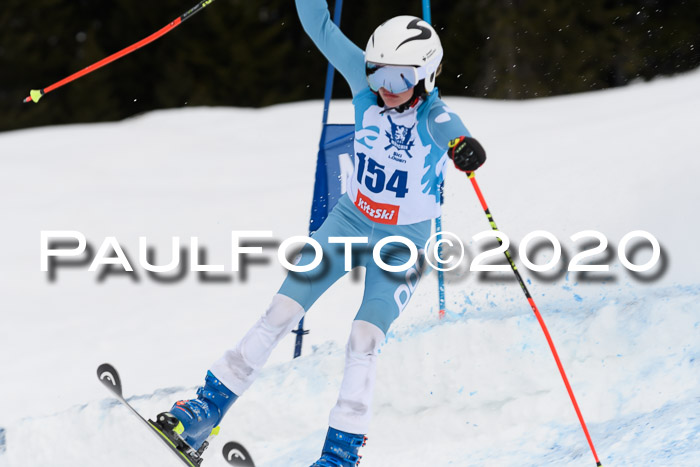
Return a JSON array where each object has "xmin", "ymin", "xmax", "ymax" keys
[{"xmin": 356, "ymin": 153, "xmax": 409, "ymax": 198}]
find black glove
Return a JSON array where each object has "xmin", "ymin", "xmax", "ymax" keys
[{"xmin": 448, "ymin": 136, "xmax": 486, "ymax": 172}]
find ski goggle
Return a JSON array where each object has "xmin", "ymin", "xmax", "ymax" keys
[{"xmin": 365, "ymin": 62, "xmax": 423, "ymax": 94}]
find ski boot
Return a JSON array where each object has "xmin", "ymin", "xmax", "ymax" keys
[
  {"xmin": 150, "ymin": 371, "xmax": 237, "ymax": 464},
  {"xmin": 310, "ymin": 427, "xmax": 367, "ymax": 467}
]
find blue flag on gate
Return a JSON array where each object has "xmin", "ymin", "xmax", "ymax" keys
[{"xmin": 308, "ymin": 123, "xmax": 355, "ymax": 234}]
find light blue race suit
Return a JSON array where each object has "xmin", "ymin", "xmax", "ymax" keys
[
  {"xmin": 278, "ymin": 0, "xmax": 473, "ymax": 334},
  {"xmin": 208, "ymin": 0, "xmax": 479, "ymax": 438}
]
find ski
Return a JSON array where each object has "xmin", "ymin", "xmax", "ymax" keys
[
  {"xmin": 97, "ymin": 363, "xmax": 230, "ymax": 467},
  {"xmin": 222, "ymin": 441, "xmax": 255, "ymax": 466}
]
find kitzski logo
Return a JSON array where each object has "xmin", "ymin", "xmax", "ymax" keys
[{"xmin": 384, "ymin": 115, "xmax": 416, "ymax": 157}]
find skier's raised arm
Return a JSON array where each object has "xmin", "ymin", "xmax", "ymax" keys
[{"xmin": 294, "ymin": 0, "xmax": 367, "ymax": 96}]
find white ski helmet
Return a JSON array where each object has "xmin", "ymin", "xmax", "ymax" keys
[{"xmin": 365, "ymin": 16, "xmax": 443, "ymax": 93}]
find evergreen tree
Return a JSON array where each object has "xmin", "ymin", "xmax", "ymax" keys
[{"xmin": 1, "ymin": 0, "xmax": 698, "ymax": 132}]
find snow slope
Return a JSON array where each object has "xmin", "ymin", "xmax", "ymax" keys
[{"xmin": 1, "ymin": 69, "xmax": 699, "ymax": 466}]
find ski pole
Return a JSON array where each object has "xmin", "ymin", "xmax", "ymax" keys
[
  {"xmin": 23, "ymin": 0, "xmax": 217, "ymax": 104},
  {"xmin": 466, "ymin": 172, "xmax": 603, "ymax": 467}
]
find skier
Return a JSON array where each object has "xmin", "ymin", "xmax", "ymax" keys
[{"xmin": 153, "ymin": 0, "xmax": 486, "ymax": 465}]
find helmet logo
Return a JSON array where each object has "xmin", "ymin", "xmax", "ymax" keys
[{"xmin": 396, "ymin": 19, "xmax": 432, "ymax": 51}]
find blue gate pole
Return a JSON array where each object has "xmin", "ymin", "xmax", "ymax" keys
[
  {"xmin": 436, "ymin": 185, "xmax": 446, "ymax": 319},
  {"xmin": 422, "ymin": 0, "xmax": 446, "ymax": 318},
  {"xmin": 321, "ymin": 0, "xmax": 344, "ymax": 127},
  {"xmin": 422, "ymin": 0, "xmax": 432, "ymax": 23},
  {"xmin": 293, "ymin": 0, "xmax": 345, "ymax": 359}
]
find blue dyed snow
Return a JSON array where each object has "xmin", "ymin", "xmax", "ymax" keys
[{"xmin": 574, "ymin": 294, "xmax": 583, "ymax": 302}]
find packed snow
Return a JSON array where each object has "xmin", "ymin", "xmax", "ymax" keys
[{"xmin": 1, "ymin": 69, "xmax": 699, "ymax": 466}]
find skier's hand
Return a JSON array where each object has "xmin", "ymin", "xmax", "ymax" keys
[{"xmin": 448, "ymin": 136, "xmax": 486, "ymax": 172}]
